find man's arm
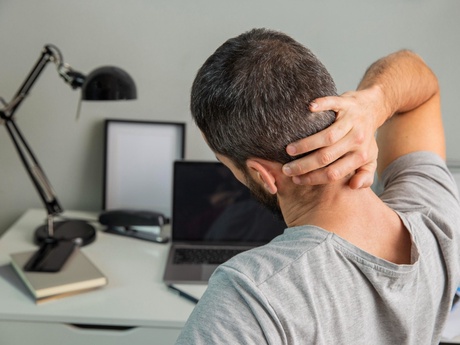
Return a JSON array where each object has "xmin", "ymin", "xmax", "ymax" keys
[
  {"xmin": 368, "ymin": 51, "xmax": 444, "ymax": 175},
  {"xmin": 282, "ymin": 50, "xmax": 443, "ymax": 186}
]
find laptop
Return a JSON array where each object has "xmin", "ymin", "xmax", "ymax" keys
[{"xmin": 163, "ymin": 161, "xmax": 287, "ymax": 284}]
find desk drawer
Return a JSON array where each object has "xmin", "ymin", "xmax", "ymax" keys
[{"xmin": 0, "ymin": 320, "xmax": 181, "ymax": 345}]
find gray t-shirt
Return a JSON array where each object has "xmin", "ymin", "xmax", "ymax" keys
[{"xmin": 176, "ymin": 152, "xmax": 460, "ymax": 345}]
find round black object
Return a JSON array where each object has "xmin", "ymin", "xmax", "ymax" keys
[
  {"xmin": 82, "ymin": 66, "xmax": 137, "ymax": 101},
  {"xmin": 34, "ymin": 220, "xmax": 96, "ymax": 247}
]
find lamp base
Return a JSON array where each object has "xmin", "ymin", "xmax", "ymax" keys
[{"xmin": 34, "ymin": 220, "xmax": 96, "ymax": 247}]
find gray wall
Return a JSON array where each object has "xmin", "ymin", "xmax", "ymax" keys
[{"xmin": 1, "ymin": 0, "xmax": 459, "ymax": 235}]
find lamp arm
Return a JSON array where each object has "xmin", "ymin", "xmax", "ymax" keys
[
  {"xmin": 0, "ymin": 44, "xmax": 82, "ymax": 218},
  {"xmin": 3, "ymin": 118, "xmax": 63, "ymax": 216},
  {"xmin": 2, "ymin": 45, "xmax": 85, "ymax": 120}
]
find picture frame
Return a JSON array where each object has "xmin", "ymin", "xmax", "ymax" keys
[{"xmin": 103, "ymin": 119, "xmax": 185, "ymax": 218}]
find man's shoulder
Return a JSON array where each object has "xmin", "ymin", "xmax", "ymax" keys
[
  {"xmin": 381, "ymin": 151, "xmax": 449, "ymax": 183},
  {"xmin": 380, "ymin": 151, "xmax": 458, "ymax": 205},
  {"xmin": 216, "ymin": 226, "xmax": 330, "ymax": 284}
]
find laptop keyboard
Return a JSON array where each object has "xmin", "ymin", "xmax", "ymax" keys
[{"xmin": 173, "ymin": 248, "xmax": 249, "ymax": 265}]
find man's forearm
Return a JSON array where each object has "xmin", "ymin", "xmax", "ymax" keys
[
  {"xmin": 358, "ymin": 50, "xmax": 439, "ymax": 123},
  {"xmin": 371, "ymin": 50, "xmax": 445, "ymax": 173}
]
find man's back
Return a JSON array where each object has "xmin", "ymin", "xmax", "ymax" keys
[{"xmin": 177, "ymin": 152, "xmax": 460, "ymax": 345}]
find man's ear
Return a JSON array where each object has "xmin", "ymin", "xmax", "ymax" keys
[{"xmin": 246, "ymin": 159, "xmax": 278, "ymax": 194}]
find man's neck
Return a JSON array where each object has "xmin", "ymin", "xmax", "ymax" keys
[
  {"xmin": 280, "ymin": 181, "xmax": 374, "ymax": 229},
  {"xmin": 279, "ymin": 182, "xmax": 412, "ymax": 264}
]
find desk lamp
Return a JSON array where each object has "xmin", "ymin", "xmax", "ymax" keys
[{"xmin": 0, "ymin": 44, "xmax": 136, "ymax": 272}]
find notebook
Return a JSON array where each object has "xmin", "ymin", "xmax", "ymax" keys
[
  {"xmin": 163, "ymin": 161, "xmax": 286, "ymax": 284},
  {"xmin": 11, "ymin": 248, "xmax": 107, "ymax": 303}
]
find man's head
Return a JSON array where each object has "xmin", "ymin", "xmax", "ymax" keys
[
  {"xmin": 191, "ymin": 28, "xmax": 337, "ymax": 171},
  {"xmin": 191, "ymin": 28, "xmax": 337, "ymax": 215}
]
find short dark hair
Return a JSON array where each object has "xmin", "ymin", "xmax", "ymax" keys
[{"xmin": 191, "ymin": 28, "xmax": 337, "ymax": 170}]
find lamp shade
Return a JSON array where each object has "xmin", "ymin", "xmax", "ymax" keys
[{"xmin": 81, "ymin": 66, "xmax": 137, "ymax": 101}]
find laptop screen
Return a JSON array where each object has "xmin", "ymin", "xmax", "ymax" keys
[{"xmin": 172, "ymin": 161, "xmax": 286, "ymax": 243}]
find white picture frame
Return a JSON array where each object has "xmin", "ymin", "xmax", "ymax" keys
[{"xmin": 103, "ymin": 119, "xmax": 185, "ymax": 218}]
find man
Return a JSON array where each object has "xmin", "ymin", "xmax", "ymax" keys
[{"xmin": 176, "ymin": 28, "xmax": 460, "ymax": 344}]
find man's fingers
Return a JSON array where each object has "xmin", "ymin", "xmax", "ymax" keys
[
  {"xmin": 286, "ymin": 119, "xmax": 352, "ymax": 158},
  {"xmin": 348, "ymin": 162, "xmax": 378, "ymax": 189},
  {"xmin": 285, "ymin": 96, "xmax": 354, "ymax": 157},
  {"xmin": 285, "ymin": 127, "xmax": 330, "ymax": 156},
  {"xmin": 284, "ymin": 144, "xmax": 345, "ymax": 177},
  {"xmin": 284, "ymin": 124, "xmax": 358, "ymax": 177},
  {"xmin": 309, "ymin": 96, "xmax": 343, "ymax": 113},
  {"xmin": 291, "ymin": 152, "xmax": 368, "ymax": 185}
]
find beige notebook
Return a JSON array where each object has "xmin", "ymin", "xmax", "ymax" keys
[{"xmin": 10, "ymin": 248, "xmax": 107, "ymax": 303}]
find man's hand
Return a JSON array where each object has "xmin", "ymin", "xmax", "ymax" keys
[{"xmin": 282, "ymin": 87, "xmax": 389, "ymax": 189}]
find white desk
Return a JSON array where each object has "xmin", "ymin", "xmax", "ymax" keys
[{"xmin": 0, "ymin": 209, "xmax": 201, "ymax": 345}]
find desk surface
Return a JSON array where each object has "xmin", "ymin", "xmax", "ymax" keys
[{"xmin": 0, "ymin": 209, "xmax": 201, "ymax": 328}]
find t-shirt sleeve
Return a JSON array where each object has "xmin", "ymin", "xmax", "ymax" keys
[
  {"xmin": 175, "ymin": 265, "xmax": 284, "ymax": 345},
  {"xmin": 380, "ymin": 151, "xmax": 460, "ymax": 225}
]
